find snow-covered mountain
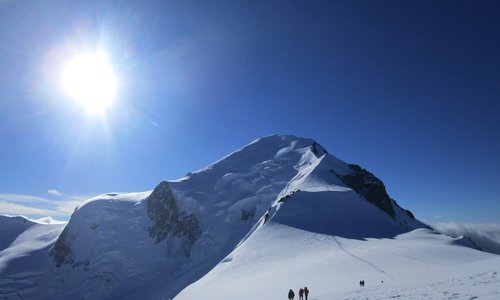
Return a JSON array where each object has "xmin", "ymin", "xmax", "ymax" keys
[
  {"xmin": 0, "ymin": 215, "xmax": 66, "ymax": 297},
  {"xmin": 1, "ymin": 135, "xmax": 498, "ymax": 299}
]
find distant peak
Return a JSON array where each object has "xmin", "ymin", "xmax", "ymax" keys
[{"xmin": 0, "ymin": 214, "xmax": 36, "ymax": 225}]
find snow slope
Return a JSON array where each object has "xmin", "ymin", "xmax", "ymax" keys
[
  {"xmin": 176, "ymin": 221, "xmax": 500, "ymax": 299},
  {"xmin": 0, "ymin": 216, "xmax": 37, "ymax": 252},
  {"xmin": 0, "ymin": 215, "xmax": 66, "ymax": 298},
  {"xmin": 0, "ymin": 135, "xmax": 497, "ymax": 300}
]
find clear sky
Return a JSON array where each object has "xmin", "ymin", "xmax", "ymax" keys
[{"xmin": 0, "ymin": 0, "xmax": 498, "ymax": 223}]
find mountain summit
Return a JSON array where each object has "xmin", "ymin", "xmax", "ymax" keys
[
  {"xmin": 1, "ymin": 135, "xmax": 495, "ymax": 300},
  {"xmin": 47, "ymin": 135, "xmax": 426, "ymax": 299}
]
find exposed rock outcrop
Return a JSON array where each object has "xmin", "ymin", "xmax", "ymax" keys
[
  {"xmin": 147, "ymin": 181, "xmax": 201, "ymax": 252},
  {"xmin": 50, "ymin": 226, "xmax": 74, "ymax": 267},
  {"xmin": 336, "ymin": 164, "xmax": 396, "ymax": 218}
]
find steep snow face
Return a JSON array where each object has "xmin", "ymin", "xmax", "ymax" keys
[
  {"xmin": 1, "ymin": 135, "xmax": 437, "ymax": 299},
  {"xmin": 263, "ymin": 148, "xmax": 427, "ymax": 240}
]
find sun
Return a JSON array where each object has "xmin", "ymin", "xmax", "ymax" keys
[{"xmin": 61, "ymin": 51, "xmax": 118, "ymax": 114}]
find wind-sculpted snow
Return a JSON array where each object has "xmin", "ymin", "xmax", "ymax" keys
[{"xmin": 0, "ymin": 135, "xmax": 491, "ymax": 300}]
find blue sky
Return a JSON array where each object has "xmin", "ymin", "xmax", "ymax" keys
[{"xmin": 0, "ymin": 1, "xmax": 498, "ymax": 223}]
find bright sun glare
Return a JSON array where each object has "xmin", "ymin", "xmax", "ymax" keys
[{"xmin": 61, "ymin": 52, "xmax": 118, "ymax": 114}]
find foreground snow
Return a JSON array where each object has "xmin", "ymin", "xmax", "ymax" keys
[
  {"xmin": 176, "ymin": 224, "xmax": 500, "ymax": 300},
  {"xmin": 331, "ymin": 264, "xmax": 499, "ymax": 300}
]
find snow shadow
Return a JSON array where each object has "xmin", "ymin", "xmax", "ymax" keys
[{"xmin": 272, "ymin": 191, "xmax": 414, "ymax": 240}]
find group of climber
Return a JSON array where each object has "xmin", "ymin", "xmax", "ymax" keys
[
  {"xmin": 287, "ymin": 280, "xmax": 368, "ymax": 299},
  {"xmin": 287, "ymin": 287, "xmax": 309, "ymax": 300}
]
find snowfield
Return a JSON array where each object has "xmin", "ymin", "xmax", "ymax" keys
[
  {"xmin": 177, "ymin": 223, "xmax": 500, "ymax": 300},
  {"xmin": 0, "ymin": 135, "xmax": 498, "ymax": 299}
]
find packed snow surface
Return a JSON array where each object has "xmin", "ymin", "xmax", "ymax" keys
[{"xmin": 0, "ymin": 135, "xmax": 498, "ymax": 299}]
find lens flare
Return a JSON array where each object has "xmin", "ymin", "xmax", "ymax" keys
[{"xmin": 61, "ymin": 52, "xmax": 118, "ymax": 114}]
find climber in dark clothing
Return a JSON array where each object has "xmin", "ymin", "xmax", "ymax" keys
[
  {"xmin": 288, "ymin": 289, "xmax": 295, "ymax": 300},
  {"xmin": 304, "ymin": 286, "xmax": 309, "ymax": 300}
]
